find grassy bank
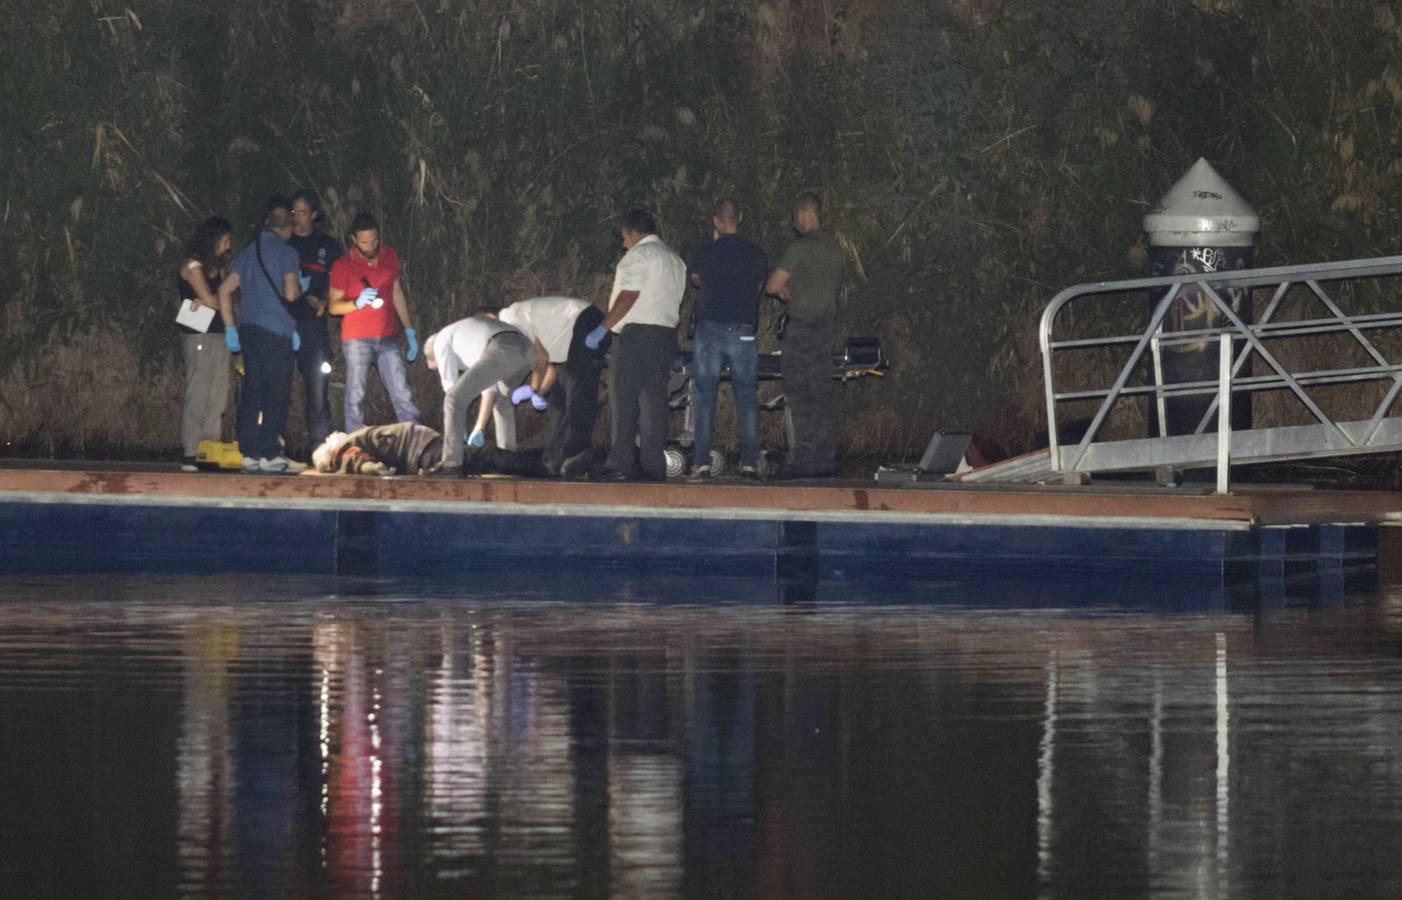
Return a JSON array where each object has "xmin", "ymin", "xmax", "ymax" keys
[{"xmin": 6, "ymin": 0, "xmax": 1402, "ymax": 462}]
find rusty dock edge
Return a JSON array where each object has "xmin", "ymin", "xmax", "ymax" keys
[{"xmin": 0, "ymin": 467, "xmax": 1395, "ymax": 588}]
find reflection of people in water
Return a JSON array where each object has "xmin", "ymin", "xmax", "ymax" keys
[
  {"xmin": 175, "ymin": 625, "xmax": 237, "ymax": 894},
  {"xmin": 320, "ymin": 626, "xmax": 405, "ymax": 898}
]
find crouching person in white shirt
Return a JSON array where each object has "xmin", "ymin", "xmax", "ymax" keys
[
  {"xmin": 423, "ymin": 315, "xmax": 547, "ymax": 475},
  {"xmin": 495, "ymin": 296, "xmax": 611, "ymax": 477}
]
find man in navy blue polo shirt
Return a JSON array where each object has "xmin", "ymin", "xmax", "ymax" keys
[
  {"xmin": 686, "ymin": 199, "xmax": 769, "ymax": 479},
  {"xmin": 216, "ymin": 196, "xmax": 307, "ymax": 474}
]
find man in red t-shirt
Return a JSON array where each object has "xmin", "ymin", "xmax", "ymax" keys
[{"xmin": 328, "ymin": 213, "xmax": 422, "ymax": 432}]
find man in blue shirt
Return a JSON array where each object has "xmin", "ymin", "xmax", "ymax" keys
[
  {"xmin": 686, "ymin": 199, "xmax": 769, "ymax": 479},
  {"xmin": 217, "ymin": 196, "xmax": 307, "ymax": 474}
]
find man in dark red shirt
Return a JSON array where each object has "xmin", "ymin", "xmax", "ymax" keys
[{"xmin": 328, "ymin": 213, "xmax": 422, "ymax": 432}]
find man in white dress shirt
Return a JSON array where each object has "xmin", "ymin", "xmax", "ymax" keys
[
  {"xmin": 497, "ymin": 296, "xmax": 610, "ymax": 477},
  {"xmin": 583, "ymin": 209, "xmax": 686, "ymax": 481}
]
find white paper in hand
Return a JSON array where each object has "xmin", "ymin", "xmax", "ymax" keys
[{"xmin": 176, "ymin": 299, "xmax": 216, "ymax": 333}]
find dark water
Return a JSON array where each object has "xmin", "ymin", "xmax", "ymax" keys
[{"xmin": 3, "ymin": 574, "xmax": 1402, "ymax": 898}]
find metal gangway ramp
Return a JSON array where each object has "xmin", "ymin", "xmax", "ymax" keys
[{"xmin": 955, "ymin": 255, "xmax": 1402, "ymax": 487}]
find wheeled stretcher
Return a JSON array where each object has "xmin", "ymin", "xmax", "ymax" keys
[{"xmin": 664, "ymin": 337, "xmax": 889, "ymax": 477}]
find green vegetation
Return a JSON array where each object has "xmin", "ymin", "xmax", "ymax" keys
[{"xmin": 5, "ymin": 0, "xmax": 1402, "ymax": 460}]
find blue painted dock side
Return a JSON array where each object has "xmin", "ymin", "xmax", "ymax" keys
[{"xmin": 0, "ymin": 491, "xmax": 1378, "ymax": 588}]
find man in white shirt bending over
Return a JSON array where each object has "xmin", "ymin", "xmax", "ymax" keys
[
  {"xmin": 423, "ymin": 315, "xmax": 546, "ymax": 473},
  {"xmin": 498, "ymin": 296, "xmax": 611, "ymax": 477},
  {"xmin": 583, "ymin": 208, "xmax": 686, "ymax": 482}
]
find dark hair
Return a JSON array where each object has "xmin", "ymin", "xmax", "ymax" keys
[
  {"xmin": 349, "ymin": 212, "xmax": 379, "ymax": 236},
  {"xmin": 262, "ymin": 194, "xmax": 292, "ymax": 230},
  {"xmin": 476, "ymin": 306, "xmax": 502, "ymax": 317},
  {"xmin": 794, "ymin": 191, "xmax": 822, "ymax": 215},
  {"xmin": 291, "ymin": 188, "xmax": 323, "ymax": 222},
  {"xmin": 620, "ymin": 208, "xmax": 657, "ymax": 236},
  {"xmin": 713, "ymin": 198, "xmax": 739, "ymax": 223},
  {"xmin": 184, "ymin": 216, "xmax": 232, "ymax": 271}
]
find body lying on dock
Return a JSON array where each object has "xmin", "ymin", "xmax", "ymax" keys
[
  {"xmin": 311, "ymin": 423, "xmax": 443, "ymax": 476},
  {"xmin": 310, "ymin": 422, "xmax": 551, "ymax": 478}
]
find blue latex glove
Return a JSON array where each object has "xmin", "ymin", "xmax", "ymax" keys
[
  {"xmin": 530, "ymin": 392, "xmax": 548, "ymax": 412},
  {"xmin": 467, "ymin": 428, "xmax": 485, "ymax": 448},
  {"xmin": 585, "ymin": 325, "xmax": 609, "ymax": 350},
  {"xmin": 354, "ymin": 287, "xmax": 379, "ymax": 309},
  {"xmin": 292, "ymin": 329, "xmax": 301, "ymax": 352},
  {"xmin": 404, "ymin": 327, "xmax": 419, "ymax": 362},
  {"xmin": 511, "ymin": 384, "xmax": 535, "ymax": 406},
  {"xmin": 224, "ymin": 326, "xmax": 241, "ymax": 353},
  {"xmin": 298, "ymin": 274, "xmax": 311, "ymax": 294}
]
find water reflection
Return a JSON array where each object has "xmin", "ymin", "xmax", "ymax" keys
[
  {"xmin": 176, "ymin": 624, "xmax": 235, "ymax": 895},
  {"xmin": 1, "ymin": 576, "xmax": 1402, "ymax": 897}
]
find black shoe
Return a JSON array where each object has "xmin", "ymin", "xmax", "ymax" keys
[
  {"xmin": 592, "ymin": 468, "xmax": 633, "ymax": 482},
  {"xmin": 460, "ymin": 445, "xmax": 490, "ymax": 476},
  {"xmin": 738, "ymin": 464, "xmax": 761, "ymax": 481},
  {"xmin": 423, "ymin": 463, "xmax": 463, "ymax": 479},
  {"xmin": 559, "ymin": 448, "xmax": 596, "ymax": 479}
]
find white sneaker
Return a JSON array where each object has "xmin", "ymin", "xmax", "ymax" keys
[{"xmin": 242, "ymin": 456, "xmax": 262, "ymax": 473}]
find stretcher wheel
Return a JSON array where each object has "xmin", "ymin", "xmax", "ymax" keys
[
  {"xmin": 708, "ymin": 450, "xmax": 726, "ymax": 476},
  {"xmin": 664, "ymin": 448, "xmax": 687, "ymax": 479}
]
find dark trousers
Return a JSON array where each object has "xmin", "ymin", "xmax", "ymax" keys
[
  {"xmin": 464, "ymin": 445, "xmax": 551, "ymax": 478},
  {"xmin": 781, "ymin": 316, "xmax": 838, "ymax": 473},
  {"xmin": 415, "ymin": 437, "xmax": 444, "ymax": 474},
  {"xmin": 294, "ymin": 318, "xmax": 333, "ymax": 448},
  {"xmin": 237, "ymin": 324, "xmax": 295, "ymax": 460},
  {"xmin": 606, "ymin": 323, "xmax": 675, "ymax": 481},
  {"xmin": 544, "ymin": 306, "xmax": 609, "ymax": 470}
]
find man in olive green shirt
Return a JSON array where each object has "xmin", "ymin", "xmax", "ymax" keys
[{"xmin": 766, "ymin": 191, "xmax": 845, "ymax": 478}]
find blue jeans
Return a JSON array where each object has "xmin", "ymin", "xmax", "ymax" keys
[
  {"xmin": 691, "ymin": 319, "xmax": 760, "ymax": 468},
  {"xmin": 342, "ymin": 337, "xmax": 422, "ymax": 433}
]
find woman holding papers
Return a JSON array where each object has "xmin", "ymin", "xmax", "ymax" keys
[{"xmin": 176, "ymin": 216, "xmax": 233, "ymax": 471}]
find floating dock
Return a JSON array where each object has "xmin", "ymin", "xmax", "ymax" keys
[{"xmin": 0, "ymin": 465, "xmax": 1393, "ymax": 600}]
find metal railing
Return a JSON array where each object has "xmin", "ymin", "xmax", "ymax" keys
[{"xmin": 1040, "ymin": 255, "xmax": 1402, "ymax": 487}]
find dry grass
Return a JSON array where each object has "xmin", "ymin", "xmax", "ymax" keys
[
  {"xmin": 0, "ymin": 332, "xmax": 186, "ymax": 456},
  {"xmin": 11, "ymin": 1, "xmax": 1402, "ymax": 468}
]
